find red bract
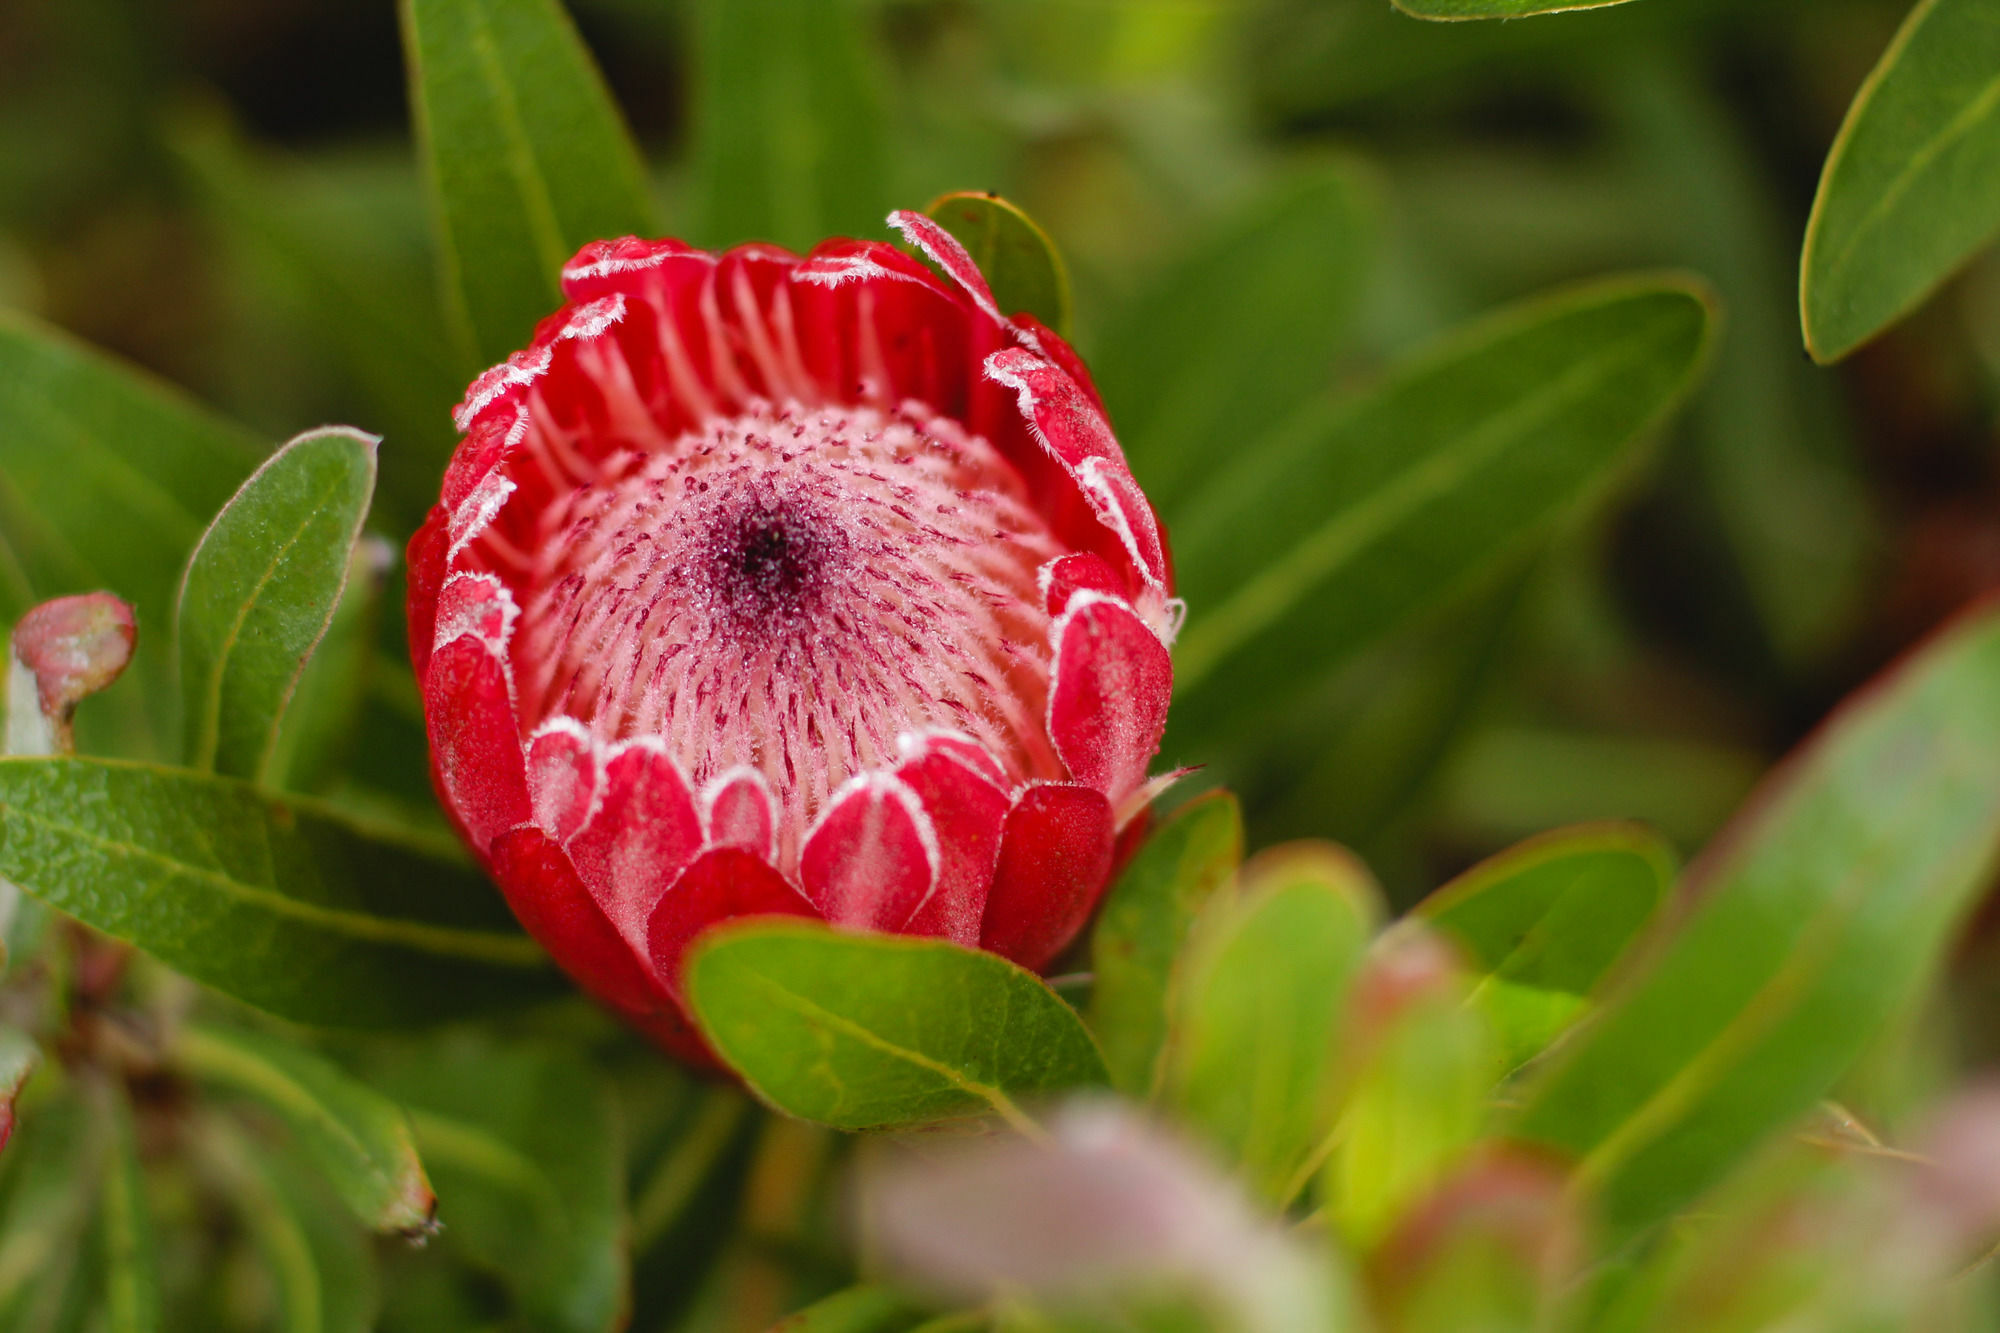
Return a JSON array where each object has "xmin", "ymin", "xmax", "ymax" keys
[{"xmin": 408, "ymin": 212, "xmax": 1180, "ymax": 1061}]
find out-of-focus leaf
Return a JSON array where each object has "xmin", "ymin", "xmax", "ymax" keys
[
  {"xmin": 689, "ymin": 0, "xmax": 888, "ymax": 251},
  {"xmin": 1416, "ymin": 823, "xmax": 1672, "ymax": 1066},
  {"xmin": 265, "ymin": 538, "xmax": 390, "ymax": 795},
  {"xmin": 0, "ymin": 314, "xmax": 261, "ymax": 758},
  {"xmin": 175, "ymin": 1024, "xmax": 434, "ymax": 1236},
  {"xmin": 1395, "ymin": 0, "xmax": 1644, "ymax": 16},
  {"xmin": 0, "ymin": 1027, "xmax": 35, "ymax": 1154},
  {"xmin": 1437, "ymin": 724, "xmax": 1763, "ymax": 853},
  {"xmin": 1513, "ymin": 599, "xmax": 2000, "ymax": 1238},
  {"xmin": 925, "ymin": 192, "xmax": 1072, "ymax": 335},
  {"xmin": 1169, "ymin": 276, "xmax": 1715, "ymax": 760},
  {"xmin": 0, "ymin": 756, "xmax": 554, "ymax": 1027},
  {"xmin": 1369, "ymin": 1153, "xmax": 1579, "ymax": 1333},
  {"xmin": 1325, "ymin": 930, "xmax": 1502, "ymax": 1249},
  {"xmin": 688, "ymin": 921, "xmax": 1108, "ymax": 1131},
  {"xmin": 865, "ymin": 1101, "xmax": 1344, "ymax": 1333},
  {"xmin": 1164, "ymin": 845, "xmax": 1378, "ymax": 1203},
  {"xmin": 1091, "ymin": 792, "xmax": 1243, "ymax": 1099},
  {"xmin": 0, "ymin": 1083, "xmax": 96, "ymax": 1329},
  {"xmin": 168, "ymin": 117, "xmax": 464, "ymax": 533},
  {"xmin": 773, "ymin": 1285, "xmax": 930, "ymax": 1333},
  {"xmin": 1092, "ymin": 163, "xmax": 1378, "ymax": 515},
  {"xmin": 92, "ymin": 1080, "xmax": 160, "ymax": 1333},
  {"xmin": 207, "ymin": 1125, "xmax": 380, "ymax": 1333},
  {"xmin": 1802, "ymin": 0, "xmax": 2000, "ymax": 361},
  {"xmin": 1616, "ymin": 60, "xmax": 1877, "ymax": 667},
  {"xmin": 177, "ymin": 426, "xmax": 375, "ymax": 781},
  {"xmin": 400, "ymin": 0, "xmax": 657, "ymax": 366},
  {"xmin": 378, "ymin": 1042, "xmax": 627, "ymax": 1333}
]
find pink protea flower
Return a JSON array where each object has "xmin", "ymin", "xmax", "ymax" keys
[{"xmin": 407, "ymin": 211, "xmax": 1179, "ymax": 1060}]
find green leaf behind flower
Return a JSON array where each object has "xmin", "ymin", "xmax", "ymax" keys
[
  {"xmin": 925, "ymin": 192, "xmax": 1073, "ymax": 336},
  {"xmin": 400, "ymin": 0, "xmax": 658, "ymax": 368},
  {"xmin": 1170, "ymin": 274, "xmax": 1716, "ymax": 763}
]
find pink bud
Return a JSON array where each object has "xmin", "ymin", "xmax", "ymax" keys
[
  {"xmin": 408, "ymin": 218, "xmax": 1180, "ymax": 1063},
  {"xmin": 8, "ymin": 593, "xmax": 137, "ymax": 755}
]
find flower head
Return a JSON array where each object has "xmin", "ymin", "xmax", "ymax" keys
[{"xmin": 408, "ymin": 212, "xmax": 1178, "ymax": 1059}]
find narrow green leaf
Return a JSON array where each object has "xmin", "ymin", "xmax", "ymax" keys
[
  {"xmin": 1416, "ymin": 823, "xmax": 1673, "ymax": 1066},
  {"xmin": 1089, "ymin": 791, "xmax": 1244, "ymax": 1098},
  {"xmin": 208, "ymin": 1127, "xmax": 381, "ymax": 1333},
  {"xmin": 1802, "ymin": 0, "xmax": 2000, "ymax": 361},
  {"xmin": 689, "ymin": 0, "xmax": 889, "ymax": 251},
  {"xmin": 264, "ymin": 537, "xmax": 390, "ymax": 795},
  {"xmin": 1394, "ymin": 0, "xmax": 1644, "ymax": 17},
  {"xmin": 1169, "ymin": 275, "xmax": 1716, "ymax": 759},
  {"xmin": 1324, "ymin": 934, "xmax": 1502, "ymax": 1250},
  {"xmin": 400, "ymin": 0, "xmax": 658, "ymax": 367},
  {"xmin": 378, "ymin": 1042, "xmax": 627, "ymax": 1333},
  {"xmin": 1092, "ymin": 162, "xmax": 1378, "ymax": 516},
  {"xmin": 175, "ymin": 1024, "xmax": 434, "ymax": 1236},
  {"xmin": 925, "ymin": 192, "xmax": 1073, "ymax": 335},
  {"xmin": 0, "ymin": 313, "xmax": 261, "ymax": 758},
  {"xmin": 177, "ymin": 426, "xmax": 377, "ymax": 780},
  {"xmin": 1512, "ymin": 599, "xmax": 2000, "ymax": 1238},
  {"xmin": 1164, "ymin": 845, "xmax": 1379, "ymax": 1203},
  {"xmin": 92, "ymin": 1081, "xmax": 160, "ymax": 1333},
  {"xmin": 0, "ymin": 756, "xmax": 554, "ymax": 1028},
  {"xmin": 774, "ymin": 1285, "xmax": 930, "ymax": 1333},
  {"xmin": 688, "ymin": 921, "xmax": 1109, "ymax": 1131}
]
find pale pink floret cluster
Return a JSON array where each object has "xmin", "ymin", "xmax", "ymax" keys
[{"xmin": 408, "ymin": 211, "xmax": 1179, "ymax": 1060}]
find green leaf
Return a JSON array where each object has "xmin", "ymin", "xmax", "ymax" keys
[
  {"xmin": 400, "ymin": 0, "xmax": 658, "ymax": 367},
  {"xmin": 924, "ymin": 192, "xmax": 1072, "ymax": 335},
  {"xmin": 687, "ymin": 921, "xmax": 1109, "ymax": 1131},
  {"xmin": 1512, "ymin": 599, "xmax": 2000, "ymax": 1238},
  {"xmin": 1802, "ymin": 0, "xmax": 2000, "ymax": 361},
  {"xmin": 1323, "ymin": 934, "xmax": 1502, "ymax": 1250},
  {"xmin": 774, "ymin": 1285, "xmax": 930, "ymax": 1333},
  {"xmin": 177, "ymin": 426, "xmax": 377, "ymax": 781},
  {"xmin": 0, "ymin": 313, "xmax": 261, "ymax": 759},
  {"xmin": 1092, "ymin": 162, "xmax": 1379, "ymax": 516},
  {"xmin": 0, "ymin": 756, "xmax": 554, "ymax": 1028},
  {"xmin": 207, "ymin": 1127, "xmax": 381, "ymax": 1333},
  {"xmin": 92, "ymin": 1080, "xmax": 160, "ymax": 1333},
  {"xmin": 1393, "ymin": 0, "xmax": 1644, "ymax": 17},
  {"xmin": 1168, "ymin": 275, "xmax": 1716, "ymax": 759},
  {"xmin": 264, "ymin": 538, "xmax": 390, "ymax": 795},
  {"xmin": 377, "ymin": 1042, "xmax": 627, "ymax": 1333},
  {"xmin": 1089, "ymin": 791, "xmax": 1243, "ymax": 1099},
  {"xmin": 175, "ymin": 1024, "xmax": 434, "ymax": 1236},
  {"xmin": 689, "ymin": 0, "xmax": 889, "ymax": 251},
  {"xmin": 1163, "ymin": 845, "xmax": 1379, "ymax": 1203},
  {"xmin": 1415, "ymin": 823, "xmax": 1674, "ymax": 1066}
]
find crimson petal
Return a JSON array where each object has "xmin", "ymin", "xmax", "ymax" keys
[
  {"xmin": 1048, "ymin": 594, "xmax": 1173, "ymax": 803},
  {"xmin": 647, "ymin": 848, "xmax": 820, "ymax": 998},
  {"xmin": 567, "ymin": 738, "xmax": 706, "ymax": 948},
  {"xmin": 980, "ymin": 783, "xmax": 1115, "ymax": 970},
  {"xmin": 801, "ymin": 775, "xmax": 939, "ymax": 931}
]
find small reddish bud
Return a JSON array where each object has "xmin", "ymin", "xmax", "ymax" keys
[
  {"xmin": 7, "ymin": 592, "xmax": 138, "ymax": 755},
  {"xmin": 409, "ymin": 214, "xmax": 1179, "ymax": 1059}
]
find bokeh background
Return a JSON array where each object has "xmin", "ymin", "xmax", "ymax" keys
[{"xmin": 4, "ymin": 0, "xmax": 1997, "ymax": 903}]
